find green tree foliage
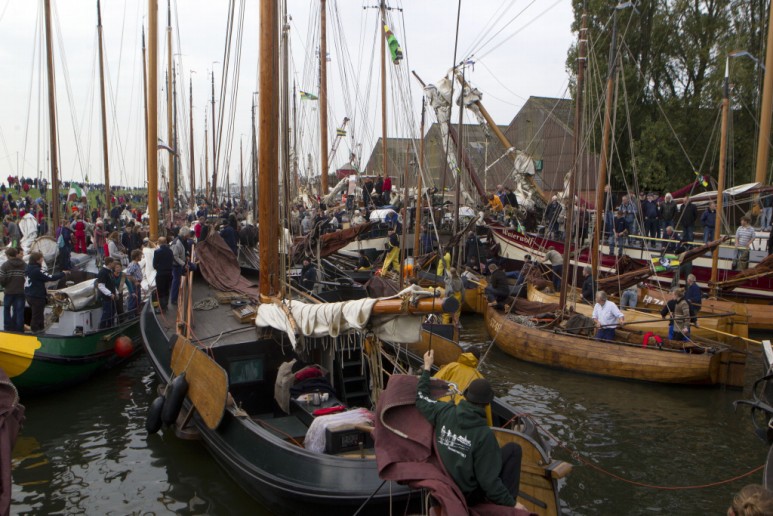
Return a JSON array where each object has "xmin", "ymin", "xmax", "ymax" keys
[{"xmin": 567, "ymin": 0, "xmax": 768, "ymax": 193}]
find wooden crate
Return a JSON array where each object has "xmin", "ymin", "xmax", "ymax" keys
[{"xmin": 232, "ymin": 305, "xmax": 257, "ymax": 324}]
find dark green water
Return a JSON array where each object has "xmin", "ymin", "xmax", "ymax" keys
[{"xmin": 10, "ymin": 316, "xmax": 771, "ymax": 514}]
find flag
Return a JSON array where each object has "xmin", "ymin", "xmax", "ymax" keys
[
  {"xmin": 300, "ymin": 91, "xmax": 318, "ymax": 101},
  {"xmin": 651, "ymin": 254, "xmax": 680, "ymax": 272},
  {"xmin": 336, "ymin": 128, "xmax": 347, "ymax": 137},
  {"xmin": 693, "ymin": 170, "xmax": 709, "ymax": 187},
  {"xmin": 384, "ymin": 25, "xmax": 403, "ymax": 64}
]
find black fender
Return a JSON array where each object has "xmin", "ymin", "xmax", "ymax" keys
[
  {"xmin": 146, "ymin": 395, "xmax": 165, "ymax": 434},
  {"xmin": 161, "ymin": 373, "xmax": 189, "ymax": 426}
]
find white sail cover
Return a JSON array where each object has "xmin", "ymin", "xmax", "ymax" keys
[
  {"xmin": 51, "ymin": 278, "xmax": 96, "ymax": 311},
  {"xmin": 19, "ymin": 213, "xmax": 38, "ymax": 254},
  {"xmin": 255, "ymin": 297, "xmax": 423, "ymax": 348}
]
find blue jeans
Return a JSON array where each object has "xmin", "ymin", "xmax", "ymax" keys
[
  {"xmin": 703, "ymin": 227, "xmax": 715, "ymax": 243},
  {"xmin": 682, "ymin": 226, "xmax": 694, "ymax": 243},
  {"xmin": 551, "ymin": 264, "xmax": 562, "ymax": 290},
  {"xmin": 595, "ymin": 328, "xmax": 616, "ymax": 341},
  {"xmin": 609, "ymin": 234, "xmax": 627, "ymax": 256},
  {"xmin": 761, "ymin": 207, "xmax": 772, "ymax": 230},
  {"xmin": 3, "ymin": 293, "xmax": 25, "ymax": 331},
  {"xmin": 620, "ymin": 289, "xmax": 638, "ymax": 308},
  {"xmin": 171, "ymin": 266, "xmax": 183, "ymax": 305},
  {"xmin": 100, "ymin": 298, "xmax": 114, "ymax": 329}
]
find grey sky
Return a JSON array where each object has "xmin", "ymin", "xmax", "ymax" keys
[{"xmin": 0, "ymin": 0, "xmax": 574, "ymax": 189}]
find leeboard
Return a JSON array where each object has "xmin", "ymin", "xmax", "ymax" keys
[{"xmin": 171, "ymin": 336, "xmax": 229, "ymax": 430}]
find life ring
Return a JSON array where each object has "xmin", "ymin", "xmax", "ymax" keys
[
  {"xmin": 161, "ymin": 373, "xmax": 189, "ymax": 426},
  {"xmin": 146, "ymin": 395, "xmax": 165, "ymax": 434}
]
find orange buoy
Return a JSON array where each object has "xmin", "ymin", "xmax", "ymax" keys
[{"xmin": 115, "ymin": 335, "xmax": 134, "ymax": 358}]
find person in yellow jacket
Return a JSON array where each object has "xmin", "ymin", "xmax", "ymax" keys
[
  {"xmin": 381, "ymin": 228, "xmax": 400, "ymax": 274},
  {"xmin": 433, "ymin": 349, "xmax": 493, "ymax": 426},
  {"xmin": 442, "ymin": 267, "xmax": 463, "ymax": 326},
  {"xmin": 436, "ymin": 248, "xmax": 451, "ymax": 277},
  {"xmin": 488, "ymin": 194, "xmax": 504, "ymax": 213}
]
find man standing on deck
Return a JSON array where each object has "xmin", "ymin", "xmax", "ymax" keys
[
  {"xmin": 701, "ymin": 202, "xmax": 717, "ymax": 243},
  {"xmin": 170, "ymin": 228, "xmax": 190, "ymax": 306},
  {"xmin": 153, "ymin": 237, "xmax": 174, "ymax": 313},
  {"xmin": 542, "ymin": 246, "xmax": 563, "ymax": 291},
  {"xmin": 680, "ymin": 196, "xmax": 698, "ymax": 243},
  {"xmin": 735, "ymin": 216, "xmax": 755, "ymax": 271},
  {"xmin": 381, "ymin": 227, "xmax": 400, "ymax": 275},
  {"xmin": 592, "ymin": 291, "xmax": 624, "ymax": 341},
  {"xmin": 96, "ymin": 257, "xmax": 117, "ymax": 329},
  {"xmin": 417, "ymin": 349, "xmax": 524, "ymax": 510}
]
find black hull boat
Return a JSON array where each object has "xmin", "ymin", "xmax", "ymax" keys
[{"xmin": 140, "ymin": 299, "xmax": 408, "ymax": 514}]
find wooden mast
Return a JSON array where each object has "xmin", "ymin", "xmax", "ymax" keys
[
  {"xmin": 754, "ymin": 3, "xmax": 773, "ymax": 184},
  {"xmin": 711, "ymin": 59, "xmax": 730, "ymax": 296},
  {"xmin": 399, "ymin": 142, "xmax": 409, "ymax": 288},
  {"xmin": 413, "ymin": 98, "xmax": 425, "ymax": 259},
  {"xmin": 559, "ymin": 4, "xmax": 587, "ymax": 307},
  {"xmin": 43, "ymin": 0, "xmax": 60, "ymax": 233},
  {"xmin": 142, "ymin": 27, "xmax": 149, "ymax": 212},
  {"xmin": 591, "ymin": 10, "xmax": 620, "ymax": 279},
  {"xmin": 258, "ymin": 0, "xmax": 279, "ymax": 297},
  {"xmin": 239, "ymin": 138, "xmax": 244, "ymax": 202},
  {"xmin": 380, "ymin": 0, "xmax": 388, "ymax": 180},
  {"xmin": 96, "ymin": 0, "xmax": 111, "ymax": 216},
  {"xmin": 319, "ymin": 0, "xmax": 329, "ymax": 194},
  {"xmin": 147, "ymin": 0, "xmax": 159, "ymax": 240},
  {"xmin": 204, "ymin": 112, "xmax": 209, "ymax": 201},
  {"xmin": 251, "ymin": 95, "xmax": 258, "ymax": 221},
  {"xmin": 166, "ymin": 1, "xmax": 174, "ymax": 213},
  {"xmin": 210, "ymin": 72, "xmax": 218, "ymax": 205},
  {"xmin": 189, "ymin": 78, "xmax": 195, "ymax": 207}
]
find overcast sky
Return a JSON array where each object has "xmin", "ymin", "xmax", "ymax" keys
[{"xmin": 0, "ymin": 0, "xmax": 575, "ymax": 189}]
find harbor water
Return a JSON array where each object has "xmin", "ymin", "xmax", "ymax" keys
[{"xmin": 11, "ymin": 315, "xmax": 770, "ymax": 515}]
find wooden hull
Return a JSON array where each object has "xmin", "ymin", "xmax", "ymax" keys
[
  {"xmin": 0, "ymin": 319, "xmax": 141, "ymax": 394},
  {"xmin": 485, "ymin": 306, "xmax": 731, "ymax": 385},
  {"xmin": 526, "ymin": 284, "xmax": 748, "ymax": 342},
  {"xmin": 407, "ymin": 323, "xmax": 462, "ymax": 366}
]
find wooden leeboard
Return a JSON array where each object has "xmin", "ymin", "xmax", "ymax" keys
[{"xmin": 171, "ymin": 336, "xmax": 229, "ymax": 430}]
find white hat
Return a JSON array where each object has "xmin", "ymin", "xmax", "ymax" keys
[{"xmin": 354, "ymin": 210, "xmax": 360, "ymax": 214}]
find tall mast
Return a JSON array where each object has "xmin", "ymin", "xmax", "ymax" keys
[
  {"xmin": 142, "ymin": 27, "xmax": 149, "ymax": 209},
  {"xmin": 189, "ymin": 78, "xmax": 195, "ymax": 207},
  {"xmin": 210, "ymin": 71, "xmax": 217, "ymax": 205},
  {"xmin": 453, "ymin": 68, "xmax": 464, "ymax": 241},
  {"xmin": 399, "ymin": 142, "xmax": 409, "ymax": 288},
  {"xmin": 754, "ymin": 3, "xmax": 773, "ymax": 184},
  {"xmin": 258, "ymin": 0, "xmax": 279, "ymax": 297},
  {"xmin": 251, "ymin": 95, "xmax": 258, "ymax": 221},
  {"xmin": 166, "ymin": 1, "xmax": 174, "ymax": 212},
  {"xmin": 172, "ymin": 65, "xmax": 178, "ymax": 207},
  {"xmin": 560, "ymin": 3, "xmax": 587, "ymax": 307},
  {"xmin": 413, "ymin": 98, "xmax": 426, "ymax": 260},
  {"xmin": 293, "ymin": 82, "xmax": 299, "ymax": 194},
  {"xmin": 711, "ymin": 59, "xmax": 730, "ymax": 295},
  {"xmin": 240, "ymin": 138, "xmax": 244, "ymax": 203},
  {"xmin": 147, "ymin": 0, "xmax": 159, "ymax": 239},
  {"xmin": 204, "ymin": 112, "xmax": 209, "ymax": 201},
  {"xmin": 591, "ymin": 9, "xmax": 620, "ymax": 279},
  {"xmin": 44, "ymin": 0, "xmax": 61, "ymax": 232},
  {"xmin": 96, "ymin": 0, "xmax": 111, "ymax": 215},
  {"xmin": 319, "ymin": 0, "xmax": 329, "ymax": 194},
  {"xmin": 380, "ymin": 0, "xmax": 388, "ymax": 180}
]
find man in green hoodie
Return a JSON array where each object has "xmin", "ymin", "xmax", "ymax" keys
[{"xmin": 417, "ymin": 349, "xmax": 522, "ymax": 508}]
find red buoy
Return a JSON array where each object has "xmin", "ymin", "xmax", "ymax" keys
[{"xmin": 114, "ymin": 335, "xmax": 134, "ymax": 358}]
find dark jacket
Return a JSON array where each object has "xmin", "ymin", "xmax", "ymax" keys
[
  {"xmin": 685, "ymin": 283, "xmax": 702, "ymax": 313},
  {"xmin": 642, "ymin": 200, "xmax": 659, "ymax": 219},
  {"xmin": 301, "ymin": 264, "xmax": 316, "ymax": 290},
  {"xmin": 153, "ymin": 245, "xmax": 175, "ymax": 274},
  {"xmin": 24, "ymin": 262, "xmax": 64, "ymax": 299},
  {"xmin": 660, "ymin": 200, "xmax": 677, "ymax": 221},
  {"xmin": 415, "ymin": 370, "xmax": 514, "ymax": 506},
  {"xmin": 681, "ymin": 202, "xmax": 697, "ymax": 226},
  {"xmin": 700, "ymin": 209, "xmax": 717, "ymax": 230},
  {"xmin": 96, "ymin": 266, "xmax": 117, "ymax": 301},
  {"xmin": 581, "ymin": 274, "xmax": 596, "ymax": 304},
  {"xmin": 488, "ymin": 269, "xmax": 508, "ymax": 292},
  {"xmin": 220, "ymin": 226, "xmax": 238, "ymax": 255},
  {"xmin": 0, "ymin": 257, "xmax": 27, "ymax": 295}
]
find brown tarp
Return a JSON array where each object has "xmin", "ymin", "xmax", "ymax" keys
[
  {"xmin": 0, "ymin": 369, "xmax": 23, "ymax": 516},
  {"xmin": 197, "ymin": 232, "xmax": 260, "ymax": 302},
  {"xmin": 290, "ymin": 222, "xmax": 373, "ymax": 264},
  {"xmin": 512, "ymin": 298, "xmax": 560, "ymax": 316}
]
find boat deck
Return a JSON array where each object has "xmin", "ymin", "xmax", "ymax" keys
[{"xmin": 156, "ymin": 274, "xmax": 260, "ymax": 348}]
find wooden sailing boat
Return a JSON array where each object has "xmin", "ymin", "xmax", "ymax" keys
[
  {"xmin": 0, "ymin": 0, "xmax": 141, "ymax": 394},
  {"xmin": 140, "ymin": 1, "xmax": 567, "ymax": 513}
]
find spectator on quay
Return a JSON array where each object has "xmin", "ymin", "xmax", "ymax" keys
[
  {"xmin": 761, "ymin": 193, "xmax": 773, "ymax": 231},
  {"xmin": 641, "ymin": 192, "xmax": 660, "ymax": 245},
  {"xmin": 701, "ymin": 201, "xmax": 718, "ymax": 243},
  {"xmin": 125, "ymin": 249, "xmax": 143, "ymax": 316},
  {"xmin": 382, "ymin": 175, "xmax": 392, "ymax": 203},
  {"xmin": 680, "ymin": 196, "xmax": 698, "ymax": 243},
  {"xmin": 609, "ymin": 210, "xmax": 628, "ymax": 257},
  {"xmin": 660, "ymin": 193, "xmax": 677, "ymax": 237},
  {"xmin": 734, "ymin": 216, "xmax": 755, "ymax": 271},
  {"xmin": 619, "ymin": 194, "xmax": 638, "ymax": 240}
]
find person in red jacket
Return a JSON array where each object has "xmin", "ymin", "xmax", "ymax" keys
[{"xmin": 72, "ymin": 213, "xmax": 87, "ymax": 253}]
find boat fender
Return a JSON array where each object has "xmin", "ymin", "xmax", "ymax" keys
[
  {"xmin": 161, "ymin": 373, "xmax": 189, "ymax": 426},
  {"xmin": 146, "ymin": 395, "xmax": 165, "ymax": 434}
]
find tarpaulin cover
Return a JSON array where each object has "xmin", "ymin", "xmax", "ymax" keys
[{"xmin": 197, "ymin": 232, "xmax": 259, "ymax": 302}]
